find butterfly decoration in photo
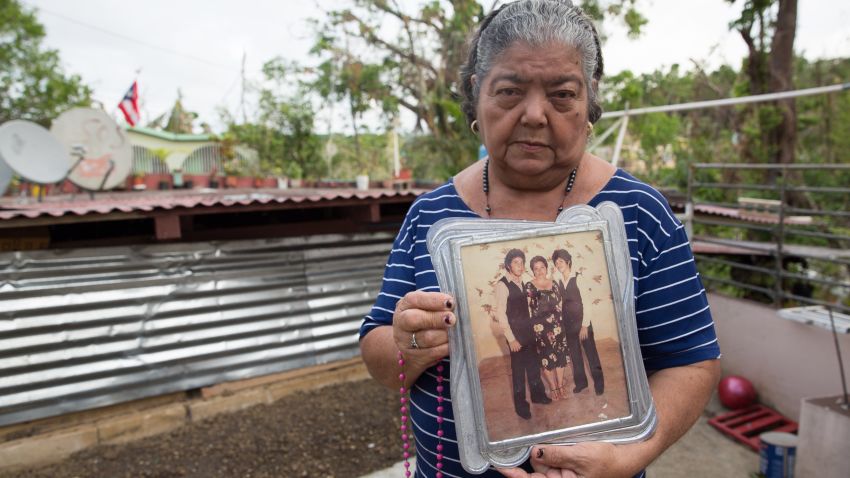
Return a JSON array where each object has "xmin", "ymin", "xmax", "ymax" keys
[
  {"xmin": 118, "ymin": 81, "xmax": 140, "ymax": 126},
  {"xmin": 474, "ymin": 231, "xmax": 612, "ymax": 324}
]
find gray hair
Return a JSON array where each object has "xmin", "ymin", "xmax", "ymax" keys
[{"xmin": 460, "ymin": 0, "xmax": 604, "ymax": 126}]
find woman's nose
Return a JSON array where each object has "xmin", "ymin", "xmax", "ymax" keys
[{"xmin": 520, "ymin": 93, "xmax": 548, "ymax": 128}]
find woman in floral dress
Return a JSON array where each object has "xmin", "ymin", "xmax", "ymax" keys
[{"xmin": 525, "ymin": 256, "xmax": 567, "ymax": 399}]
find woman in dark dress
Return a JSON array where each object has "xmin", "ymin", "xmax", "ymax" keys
[{"xmin": 525, "ymin": 256, "xmax": 567, "ymax": 399}]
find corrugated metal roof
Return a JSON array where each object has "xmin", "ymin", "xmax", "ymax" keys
[
  {"xmin": 667, "ymin": 198, "xmax": 813, "ymax": 226},
  {"xmin": 692, "ymin": 203, "xmax": 813, "ymax": 225},
  {"xmin": 0, "ymin": 188, "xmax": 425, "ymax": 221},
  {"xmin": 693, "ymin": 236, "xmax": 850, "ymax": 259}
]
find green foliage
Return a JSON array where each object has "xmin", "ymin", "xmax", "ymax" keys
[
  {"xmin": 308, "ymin": 51, "xmax": 395, "ymax": 169},
  {"xmin": 321, "ymin": 133, "xmax": 391, "ymax": 180},
  {"xmin": 696, "ymin": 261, "xmax": 742, "ymax": 299},
  {"xmin": 285, "ymin": 162, "xmax": 303, "ymax": 180},
  {"xmin": 304, "ymin": 0, "xmax": 647, "ymax": 180},
  {"xmin": 309, "ymin": 0, "xmax": 482, "ymax": 151},
  {"xmin": 0, "ymin": 0, "xmax": 92, "ymax": 125},
  {"xmin": 597, "ymin": 52, "xmax": 850, "ymax": 309},
  {"xmin": 403, "ymin": 133, "xmax": 478, "ymax": 181},
  {"xmin": 580, "ymin": 0, "xmax": 647, "ymax": 38},
  {"xmin": 795, "ymin": 58, "xmax": 850, "ymax": 164},
  {"xmin": 223, "ymin": 59, "xmax": 322, "ymax": 179},
  {"xmin": 149, "ymin": 93, "xmax": 199, "ymax": 134},
  {"xmin": 598, "ymin": 55, "xmax": 850, "ymax": 210}
]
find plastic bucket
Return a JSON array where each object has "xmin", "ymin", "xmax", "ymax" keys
[{"xmin": 759, "ymin": 431, "xmax": 797, "ymax": 478}]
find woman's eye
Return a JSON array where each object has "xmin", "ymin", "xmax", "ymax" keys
[
  {"xmin": 497, "ymin": 88, "xmax": 520, "ymax": 96},
  {"xmin": 551, "ymin": 90, "xmax": 576, "ymax": 99}
]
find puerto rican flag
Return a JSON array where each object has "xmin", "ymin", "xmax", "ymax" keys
[{"xmin": 118, "ymin": 81, "xmax": 140, "ymax": 126}]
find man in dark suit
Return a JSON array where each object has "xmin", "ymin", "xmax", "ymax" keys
[
  {"xmin": 494, "ymin": 248, "xmax": 551, "ymax": 419},
  {"xmin": 553, "ymin": 249, "xmax": 604, "ymax": 395}
]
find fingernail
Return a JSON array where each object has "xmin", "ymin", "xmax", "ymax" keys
[
  {"xmin": 536, "ymin": 448, "xmax": 544, "ymax": 459},
  {"xmin": 445, "ymin": 299, "xmax": 453, "ymax": 309},
  {"xmin": 444, "ymin": 315, "xmax": 453, "ymax": 325}
]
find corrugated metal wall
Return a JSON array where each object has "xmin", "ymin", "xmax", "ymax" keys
[{"xmin": 0, "ymin": 232, "xmax": 394, "ymax": 427}]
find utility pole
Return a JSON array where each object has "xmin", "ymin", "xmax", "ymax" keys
[{"xmin": 240, "ymin": 51, "xmax": 247, "ymax": 124}]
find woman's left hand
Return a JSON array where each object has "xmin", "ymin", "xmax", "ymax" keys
[{"xmin": 497, "ymin": 442, "xmax": 636, "ymax": 478}]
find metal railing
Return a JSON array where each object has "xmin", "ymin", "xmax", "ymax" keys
[
  {"xmin": 131, "ymin": 146, "xmax": 170, "ymax": 174},
  {"xmin": 683, "ymin": 163, "xmax": 850, "ymax": 314},
  {"xmin": 591, "ymin": 83, "xmax": 850, "ymax": 167},
  {"xmin": 181, "ymin": 144, "xmax": 226, "ymax": 174},
  {"xmin": 180, "ymin": 145, "xmax": 257, "ymax": 175}
]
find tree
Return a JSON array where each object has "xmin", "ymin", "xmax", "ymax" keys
[
  {"xmin": 223, "ymin": 59, "xmax": 321, "ymax": 180},
  {"xmin": 727, "ymin": 0, "xmax": 798, "ymax": 165},
  {"xmin": 148, "ymin": 91, "xmax": 199, "ymax": 134},
  {"xmin": 0, "ymin": 0, "xmax": 91, "ymax": 125},
  {"xmin": 309, "ymin": 51, "xmax": 394, "ymax": 172},
  {"xmin": 309, "ymin": 1, "xmax": 646, "ymax": 177},
  {"xmin": 580, "ymin": 0, "xmax": 647, "ymax": 38}
]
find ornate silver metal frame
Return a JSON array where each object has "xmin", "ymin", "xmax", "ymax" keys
[{"xmin": 426, "ymin": 202, "xmax": 657, "ymax": 473}]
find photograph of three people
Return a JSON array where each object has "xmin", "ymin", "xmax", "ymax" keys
[{"xmin": 458, "ymin": 229, "xmax": 630, "ymax": 443}]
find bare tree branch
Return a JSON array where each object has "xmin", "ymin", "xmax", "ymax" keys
[{"xmin": 342, "ymin": 11, "xmax": 440, "ymax": 78}]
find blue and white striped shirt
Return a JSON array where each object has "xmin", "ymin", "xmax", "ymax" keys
[{"xmin": 360, "ymin": 169, "xmax": 721, "ymax": 478}]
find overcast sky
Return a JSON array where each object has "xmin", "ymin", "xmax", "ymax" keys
[{"xmin": 23, "ymin": 0, "xmax": 850, "ymax": 133}]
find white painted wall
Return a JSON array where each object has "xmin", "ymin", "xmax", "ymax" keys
[{"xmin": 708, "ymin": 293, "xmax": 850, "ymax": 420}]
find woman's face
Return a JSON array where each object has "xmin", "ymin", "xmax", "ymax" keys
[
  {"xmin": 532, "ymin": 260, "xmax": 548, "ymax": 279},
  {"xmin": 475, "ymin": 41, "xmax": 590, "ymax": 182},
  {"xmin": 509, "ymin": 256, "xmax": 525, "ymax": 277},
  {"xmin": 555, "ymin": 257, "xmax": 570, "ymax": 274}
]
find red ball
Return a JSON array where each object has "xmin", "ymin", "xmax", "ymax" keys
[{"xmin": 718, "ymin": 375, "xmax": 757, "ymax": 409}]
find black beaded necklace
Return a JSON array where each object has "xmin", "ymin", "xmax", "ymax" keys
[{"xmin": 482, "ymin": 157, "xmax": 579, "ymax": 218}]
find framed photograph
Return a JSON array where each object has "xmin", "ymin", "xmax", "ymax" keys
[{"xmin": 427, "ymin": 203, "xmax": 656, "ymax": 473}]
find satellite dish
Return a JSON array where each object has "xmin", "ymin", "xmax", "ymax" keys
[
  {"xmin": 0, "ymin": 120, "xmax": 72, "ymax": 191},
  {"xmin": 0, "ymin": 155, "xmax": 12, "ymax": 196},
  {"xmin": 51, "ymin": 108, "xmax": 133, "ymax": 190}
]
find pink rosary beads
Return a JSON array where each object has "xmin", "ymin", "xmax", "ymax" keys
[
  {"xmin": 398, "ymin": 351, "xmax": 412, "ymax": 477},
  {"xmin": 399, "ymin": 351, "xmax": 444, "ymax": 477},
  {"xmin": 435, "ymin": 362, "xmax": 445, "ymax": 477}
]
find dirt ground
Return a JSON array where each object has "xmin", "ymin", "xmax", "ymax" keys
[
  {"xmin": 1, "ymin": 380, "xmax": 402, "ymax": 478},
  {"xmin": 1, "ymin": 379, "xmax": 759, "ymax": 478}
]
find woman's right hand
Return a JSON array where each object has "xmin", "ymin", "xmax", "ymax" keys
[{"xmin": 393, "ymin": 291, "xmax": 456, "ymax": 375}]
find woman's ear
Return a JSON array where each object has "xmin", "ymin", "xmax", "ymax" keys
[{"xmin": 471, "ymin": 74, "xmax": 479, "ymax": 89}]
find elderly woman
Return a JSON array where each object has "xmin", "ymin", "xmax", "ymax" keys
[{"xmin": 359, "ymin": 1, "xmax": 720, "ymax": 477}]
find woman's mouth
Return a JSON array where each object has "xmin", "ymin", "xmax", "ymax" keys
[{"xmin": 515, "ymin": 141, "xmax": 548, "ymax": 152}]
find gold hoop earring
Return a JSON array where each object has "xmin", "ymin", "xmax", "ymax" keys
[
  {"xmin": 470, "ymin": 120, "xmax": 480, "ymax": 135},
  {"xmin": 586, "ymin": 121, "xmax": 594, "ymax": 138}
]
